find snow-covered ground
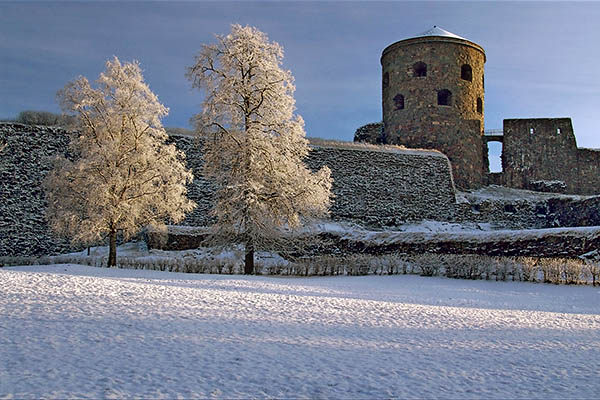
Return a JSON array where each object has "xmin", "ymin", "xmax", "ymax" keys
[
  {"xmin": 459, "ymin": 184, "xmax": 589, "ymax": 202},
  {"xmin": 2, "ymin": 264, "xmax": 599, "ymax": 399}
]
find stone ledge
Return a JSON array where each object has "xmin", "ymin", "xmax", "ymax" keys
[{"xmin": 323, "ymin": 227, "xmax": 600, "ymax": 258}]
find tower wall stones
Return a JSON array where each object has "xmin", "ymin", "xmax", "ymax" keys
[{"xmin": 381, "ymin": 31, "xmax": 486, "ymax": 189}]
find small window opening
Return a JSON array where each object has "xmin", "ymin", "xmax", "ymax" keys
[
  {"xmin": 437, "ymin": 89, "xmax": 452, "ymax": 106},
  {"xmin": 393, "ymin": 94, "xmax": 405, "ymax": 110},
  {"xmin": 482, "ymin": 74, "xmax": 485, "ymax": 89},
  {"xmin": 557, "ymin": 128, "xmax": 561, "ymax": 134},
  {"xmin": 461, "ymin": 64, "xmax": 472, "ymax": 82},
  {"xmin": 476, "ymin": 98, "xmax": 483, "ymax": 114},
  {"xmin": 413, "ymin": 62, "xmax": 427, "ymax": 77},
  {"xmin": 530, "ymin": 128, "xmax": 534, "ymax": 134},
  {"xmin": 383, "ymin": 72, "xmax": 389, "ymax": 88}
]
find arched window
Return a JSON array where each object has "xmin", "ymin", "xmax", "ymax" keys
[
  {"xmin": 382, "ymin": 72, "xmax": 389, "ymax": 88},
  {"xmin": 476, "ymin": 98, "xmax": 483, "ymax": 114},
  {"xmin": 461, "ymin": 64, "xmax": 472, "ymax": 81},
  {"xmin": 393, "ymin": 94, "xmax": 405, "ymax": 110},
  {"xmin": 413, "ymin": 62, "xmax": 427, "ymax": 77},
  {"xmin": 437, "ymin": 89, "xmax": 452, "ymax": 106}
]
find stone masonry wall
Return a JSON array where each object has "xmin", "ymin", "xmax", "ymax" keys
[
  {"xmin": 385, "ymin": 119, "xmax": 484, "ymax": 191},
  {"xmin": 306, "ymin": 145, "xmax": 457, "ymax": 226},
  {"xmin": 576, "ymin": 148, "xmax": 600, "ymax": 194},
  {"xmin": 353, "ymin": 122, "xmax": 384, "ymax": 144},
  {"xmin": 502, "ymin": 118, "xmax": 600, "ymax": 195},
  {"xmin": 0, "ymin": 123, "xmax": 74, "ymax": 257}
]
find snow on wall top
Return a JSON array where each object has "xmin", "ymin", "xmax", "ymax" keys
[{"xmin": 308, "ymin": 137, "xmax": 447, "ymax": 158}]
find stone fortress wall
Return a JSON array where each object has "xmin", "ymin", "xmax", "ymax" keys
[
  {"xmin": 365, "ymin": 27, "xmax": 600, "ymax": 197},
  {"xmin": 0, "ymin": 124, "xmax": 74, "ymax": 257},
  {"xmin": 499, "ymin": 118, "xmax": 600, "ymax": 195},
  {"xmin": 2, "ymin": 122, "xmax": 599, "ymax": 257},
  {"xmin": 0, "ymin": 123, "xmax": 454, "ymax": 256}
]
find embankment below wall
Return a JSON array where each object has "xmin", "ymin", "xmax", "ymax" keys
[
  {"xmin": 323, "ymin": 226, "xmax": 600, "ymax": 258},
  {"xmin": 145, "ymin": 224, "xmax": 600, "ymax": 259}
]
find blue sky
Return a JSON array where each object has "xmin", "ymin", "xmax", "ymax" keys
[{"xmin": 1, "ymin": 1, "xmax": 599, "ymax": 156}]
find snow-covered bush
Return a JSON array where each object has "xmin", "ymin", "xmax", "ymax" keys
[
  {"xmin": 404, "ymin": 254, "xmax": 442, "ymax": 277},
  {"xmin": 26, "ymin": 245, "xmax": 597, "ymax": 285},
  {"xmin": 442, "ymin": 254, "xmax": 487, "ymax": 280},
  {"xmin": 345, "ymin": 254, "xmax": 371, "ymax": 276},
  {"xmin": 540, "ymin": 258, "xmax": 563, "ymax": 284},
  {"xmin": 369, "ymin": 254, "xmax": 402, "ymax": 275},
  {"xmin": 15, "ymin": 110, "xmax": 75, "ymax": 127},
  {"xmin": 517, "ymin": 257, "xmax": 538, "ymax": 282},
  {"xmin": 396, "ymin": 254, "xmax": 590, "ymax": 284},
  {"xmin": 584, "ymin": 262, "xmax": 600, "ymax": 286},
  {"xmin": 562, "ymin": 259, "xmax": 583, "ymax": 285}
]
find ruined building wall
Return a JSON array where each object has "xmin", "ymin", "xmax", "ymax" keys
[
  {"xmin": 381, "ymin": 36, "xmax": 486, "ymax": 189},
  {"xmin": 575, "ymin": 148, "xmax": 600, "ymax": 194},
  {"xmin": 502, "ymin": 118, "xmax": 600, "ymax": 195}
]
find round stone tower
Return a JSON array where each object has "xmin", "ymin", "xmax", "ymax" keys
[{"xmin": 381, "ymin": 26, "xmax": 486, "ymax": 189}]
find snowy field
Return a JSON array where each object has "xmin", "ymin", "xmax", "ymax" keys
[{"xmin": 2, "ymin": 264, "xmax": 600, "ymax": 399}]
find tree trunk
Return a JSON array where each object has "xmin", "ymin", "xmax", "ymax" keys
[
  {"xmin": 244, "ymin": 240, "xmax": 254, "ymax": 275},
  {"xmin": 108, "ymin": 229, "xmax": 117, "ymax": 267}
]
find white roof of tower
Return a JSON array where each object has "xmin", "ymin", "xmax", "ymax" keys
[{"xmin": 413, "ymin": 26, "xmax": 468, "ymax": 41}]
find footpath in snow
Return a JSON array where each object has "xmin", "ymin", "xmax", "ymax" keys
[{"xmin": 1, "ymin": 264, "xmax": 599, "ymax": 399}]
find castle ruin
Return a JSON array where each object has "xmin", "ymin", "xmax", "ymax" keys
[{"xmin": 364, "ymin": 26, "xmax": 600, "ymax": 195}]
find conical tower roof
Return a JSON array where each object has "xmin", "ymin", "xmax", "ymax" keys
[
  {"xmin": 412, "ymin": 26, "xmax": 468, "ymax": 41},
  {"xmin": 382, "ymin": 25, "xmax": 485, "ymax": 61}
]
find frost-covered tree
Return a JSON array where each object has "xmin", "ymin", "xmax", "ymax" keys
[
  {"xmin": 187, "ymin": 25, "xmax": 333, "ymax": 274},
  {"xmin": 45, "ymin": 57, "xmax": 196, "ymax": 267}
]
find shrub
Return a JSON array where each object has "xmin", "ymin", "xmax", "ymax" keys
[
  {"xmin": 404, "ymin": 254, "xmax": 442, "ymax": 277},
  {"xmin": 587, "ymin": 262, "xmax": 600, "ymax": 286},
  {"xmin": 563, "ymin": 259, "xmax": 583, "ymax": 285},
  {"xmin": 442, "ymin": 254, "xmax": 486, "ymax": 280},
  {"xmin": 517, "ymin": 257, "xmax": 538, "ymax": 282},
  {"xmin": 16, "ymin": 110, "xmax": 75, "ymax": 127},
  {"xmin": 12, "ymin": 249, "xmax": 597, "ymax": 286}
]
